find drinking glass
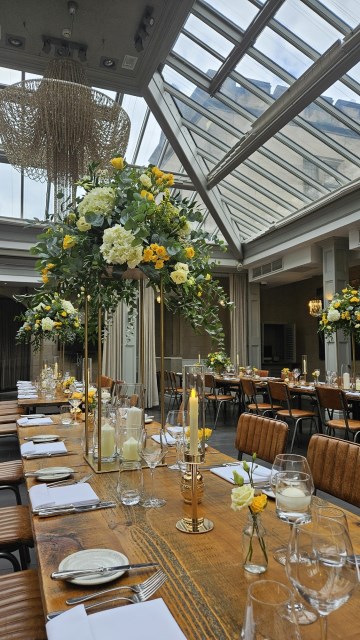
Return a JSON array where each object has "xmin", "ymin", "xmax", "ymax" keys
[
  {"xmin": 165, "ymin": 410, "xmax": 188, "ymax": 471},
  {"xmin": 286, "ymin": 517, "xmax": 359, "ymax": 640},
  {"xmin": 293, "ymin": 368, "xmax": 300, "ymax": 383},
  {"xmin": 241, "ymin": 580, "xmax": 301, "ymax": 640},
  {"xmin": 270, "ymin": 454, "xmax": 314, "ymax": 564},
  {"xmin": 59, "ymin": 404, "xmax": 72, "ymax": 426},
  {"xmin": 138, "ymin": 427, "xmax": 168, "ymax": 508},
  {"xmin": 117, "ymin": 461, "xmax": 143, "ymax": 505},
  {"xmin": 68, "ymin": 395, "xmax": 82, "ymax": 425}
]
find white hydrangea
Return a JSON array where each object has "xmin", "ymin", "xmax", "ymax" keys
[
  {"xmin": 33, "ymin": 302, "xmax": 46, "ymax": 312},
  {"xmin": 61, "ymin": 300, "xmax": 75, "ymax": 314},
  {"xmin": 100, "ymin": 224, "xmax": 143, "ymax": 269},
  {"xmin": 78, "ymin": 187, "xmax": 115, "ymax": 217},
  {"xmin": 139, "ymin": 174, "xmax": 152, "ymax": 188},
  {"xmin": 41, "ymin": 317, "xmax": 55, "ymax": 331},
  {"xmin": 174, "ymin": 262, "xmax": 189, "ymax": 272},
  {"xmin": 327, "ymin": 308, "xmax": 340, "ymax": 322}
]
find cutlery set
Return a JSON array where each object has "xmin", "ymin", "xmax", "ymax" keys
[{"xmin": 37, "ymin": 501, "xmax": 116, "ymax": 517}]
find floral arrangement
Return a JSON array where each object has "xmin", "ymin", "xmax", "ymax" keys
[
  {"xmin": 82, "ymin": 387, "xmax": 97, "ymax": 412},
  {"xmin": 16, "ymin": 293, "xmax": 81, "ymax": 350},
  {"xmin": 62, "ymin": 376, "xmax": 76, "ymax": 390},
  {"xmin": 205, "ymin": 351, "xmax": 232, "ymax": 371},
  {"xmin": 231, "ymin": 454, "xmax": 268, "ymax": 567},
  {"xmin": 281, "ymin": 367, "xmax": 290, "ymax": 374},
  {"xmin": 29, "ymin": 157, "xmax": 231, "ymax": 345},
  {"xmin": 318, "ymin": 285, "xmax": 360, "ymax": 343},
  {"xmin": 185, "ymin": 427, "xmax": 212, "ymax": 441}
]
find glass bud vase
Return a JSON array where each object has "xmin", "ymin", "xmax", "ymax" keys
[{"xmin": 242, "ymin": 511, "xmax": 268, "ymax": 574}]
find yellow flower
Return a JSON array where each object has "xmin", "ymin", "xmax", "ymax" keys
[
  {"xmin": 205, "ymin": 273, "xmax": 211, "ymax": 281},
  {"xmin": 140, "ymin": 189, "xmax": 154, "ymax": 201},
  {"xmin": 156, "ymin": 245, "xmax": 167, "ymax": 258},
  {"xmin": 142, "ymin": 247, "xmax": 154, "ymax": 263},
  {"xmin": 163, "ymin": 172, "xmax": 174, "ymax": 186},
  {"xmin": 350, "ymin": 297, "xmax": 359, "ymax": 303},
  {"xmin": 45, "ymin": 305, "xmax": 51, "ymax": 311},
  {"xmin": 185, "ymin": 246, "xmax": 195, "ymax": 259},
  {"xmin": 333, "ymin": 302, "xmax": 340, "ymax": 308},
  {"xmin": 170, "ymin": 269, "xmax": 187, "ymax": 285},
  {"xmin": 46, "ymin": 263, "xmax": 55, "ymax": 269},
  {"xmin": 54, "ymin": 321, "xmax": 62, "ymax": 327},
  {"xmin": 42, "ymin": 274, "xmax": 49, "ymax": 283},
  {"xmin": 110, "ymin": 157, "xmax": 124, "ymax": 170},
  {"xmin": 74, "ymin": 321, "xmax": 79, "ymax": 328},
  {"xmin": 250, "ymin": 494, "xmax": 267, "ymax": 514},
  {"xmin": 152, "ymin": 166, "xmax": 163, "ymax": 178},
  {"xmin": 155, "ymin": 259, "xmax": 164, "ymax": 270},
  {"xmin": 24, "ymin": 324, "xmax": 31, "ymax": 331},
  {"xmin": 63, "ymin": 235, "xmax": 76, "ymax": 250},
  {"xmin": 61, "ymin": 311, "xmax": 67, "ymax": 317},
  {"xmin": 150, "ymin": 243, "xmax": 159, "ymax": 251},
  {"xmin": 71, "ymin": 391, "xmax": 83, "ymax": 399}
]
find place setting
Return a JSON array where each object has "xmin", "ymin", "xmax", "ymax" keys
[
  {"xmin": 20, "ymin": 439, "xmax": 70, "ymax": 459},
  {"xmin": 28, "ymin": 479, "xmax": 116, "ymax": 517}
]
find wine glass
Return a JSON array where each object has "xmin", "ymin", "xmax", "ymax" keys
[
  {"xmin": 241, "ymin": 580, "xmax": 301, "ymax": 639},
  {"xmin": 286, "ymin": 517, "xmax": 359, "ymax": 640},
  {"xmin": 69, "ymin": 395, "xmax": 82, "ymax": 425},
  {"xmin": 270, "ymin": 454, "xmax": 314, "ymax": 564},
  {"xmin": 293, "ymin": 368, "xmax": 300, "ymax": 383},
  {"xmin": 165, "ymin": 410, "xmax": 187, "ymax": 471},
  {"xmin": 138, "ymin": 427, "xmax": 168, "ymax": 508}
]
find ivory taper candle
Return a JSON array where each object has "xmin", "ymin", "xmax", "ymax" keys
[{"xmin": 189, "ymin": 388, "xmax": 199, "ymax": 455}]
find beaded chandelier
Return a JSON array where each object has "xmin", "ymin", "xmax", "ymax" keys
[{"xmin": 0, "ymin": 59, "xmax": 130, "ymax": 191}]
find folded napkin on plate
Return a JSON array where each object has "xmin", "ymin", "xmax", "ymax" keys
[
  {"xmin": 29, "ymin": 482, "xmax": 99, "ymax": 511},
  {"xmin": 46, "ymin": 599, "xmax": 186, "ymax": 640},
  {"xmin": 18, "ymin": 417, "xmax": 54, "ymax": 426},
  {"xmin": 20, "ymin": 441, "xmax": 67, "ymax": 457},
  {"xmin": 17, "ymin": 380, "xmax": 33, "ymax": 384},
  {"xmin": 210, "ymin": 463, "xmax": 271, "ymax": 485},
  {"xmin": 18, "ymin": 394, "xmax": 39, "ymax": 399},
  {"xmin": 152, "ymin": 433, "xmax": 177, "ymax": 446}
]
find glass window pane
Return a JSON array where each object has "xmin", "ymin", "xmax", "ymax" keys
[
  {"xmin": 163, "ymin": 65, "xmax": 197, "ymax": 97},
  {"xmin": 183, "ymin": 14, "xmax": 233, "ymax": 58},
  {"xmin": 254, "ymin": 27, "xmax": 312, "ymax": 79},
  {"xmin": 322, "ymin": 0, "xmax": 360, "ymax": 27},
  {"xmin": 275, "ymin": 0, "xmax": 342, "ymax": 53},
  {"xmin": 204, "ymin": 0, "xmax": 259, "ymax": 30},
  {"xmin": 0, "ymin": 164, "xmax": 21, "ymax": 217},
  {"xmin": 121, "ymin": 95, "xmax": 148, "ymax": 162},
  {"xmin": 173, "ymin": 34, "xmax": 222, "ymax": 77},
  {"xmin": 135, "ymin": 113, "xmax": 163, "ymax": 165},
  {"xmin": 235, "ymin": 54, "xmax": 290, "ymax": 96},
  {"xmin": 23, "ymin": 177, "xmax": 48, "ymax": 220}
]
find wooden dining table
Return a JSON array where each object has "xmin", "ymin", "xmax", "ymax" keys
[{"xmin": 19, "ymin": 417, "xmax": 360, "ymax": 639}]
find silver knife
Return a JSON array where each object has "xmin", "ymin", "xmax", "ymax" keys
[
  {"xmin": 37, "ymin": 501, "xmax": 116, "ymax": 517},
  {"xmin": 23, "ymin": 452, "xmax": 74, "ymax": 459},
  {"xmin": 51, "ymin": 561, "xmax": 159, "ymax": 579}
]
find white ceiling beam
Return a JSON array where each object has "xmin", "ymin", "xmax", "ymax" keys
[
  {"xmin": 208, "ymin": 25, "xmax": 360, "ymax": 188},
  {"xmin": 144, "ymin": 72, "xmax": 243, "ymax": 260}
]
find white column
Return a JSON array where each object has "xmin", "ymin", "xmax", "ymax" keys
[{"xmin": 248, "ymin": 283, "xmax": 261, "ymax": 368}]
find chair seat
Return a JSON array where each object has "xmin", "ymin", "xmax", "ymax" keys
[
  {"xmin": 0, "ymin": 460, "xmax": 23, "ymax": 484},
  {"xmin": 0, "ymin": 569, "xmax": 46, "ymax": 640},
  {"xmin": 206, "ymin": 394, "xmax": 233, "ymax": 402},
  {"xmin": 0, "ymin": 422, "xmax": 17, "ymax": 436},
  {"xmin": 0, "ymin": 506, "xmax": 33, "ymax": 546},
  {"xmin": 326, "ymin": 418, "xmax": 360, "ymax": 432},
  {"xmin": 0, "ymin": 415, "xmax": 20, "ymax": 424},
  {"xmin": 277, "ymin": 409, "xmax": 316, "ymax": 419}
]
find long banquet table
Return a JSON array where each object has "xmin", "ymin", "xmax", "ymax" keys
[{"xmin": 19, "ymin": 418, "xmax": 360, "ymax": 639}]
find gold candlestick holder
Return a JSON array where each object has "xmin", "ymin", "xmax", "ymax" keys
[{"xmin": 176, "ymin": 365, "xmax": 213, "ymax": 534}]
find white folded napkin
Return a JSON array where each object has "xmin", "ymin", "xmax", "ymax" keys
[
  {"xmin": 17, "ymin": 417, "xmax": 54, "ymax": 426},
  {"xmin": 152, "ymin": 433, "xmax": 176, "ymax": 446},
  {"xmin": 29, "ymin": 482, "xmax": 99, "ymax": 511},
  {"xmin": 20, "ymin": 441, "xmax": 67, "ymax": 457},
  {"xmin": 18, "ymin": 394, "xmax": 39, "ymax": 399},
  {"xmin": 46, "ymin": 599, "xmax": 186, "ymax": 640},
  {"xmin": 210, "ymin": 462, "xmax": 271, "ymax": 485}
]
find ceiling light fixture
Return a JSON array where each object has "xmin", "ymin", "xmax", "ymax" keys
[
  {"xmin": 6, "ymin": 34, "xmax": 25, "ymax": 48},
  {"xmin": 0, "ymin": 57, "xmax": 130, "ymax": 203},
  {"xmin": 100, "ymin": 56, "xmax": 117, "ymax": 69}
]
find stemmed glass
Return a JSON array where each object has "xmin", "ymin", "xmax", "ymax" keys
[
  {"xmin": 138, "ymin": 427, "xmax": 168, "ymax": 508},
  {"xmin": 165, "ymin": 410, "xmax": 187, "ymax": 471},
  {"xmin": 68, "ymin": 395, "xmax": 82, "ymax": 425},
  {"xmin": 293, "ymin": 368, "xmax": 300, "ymax": 383},
  {"xmin": 286, "ymin": 517, "xmax": 359, "ymax": 639}
]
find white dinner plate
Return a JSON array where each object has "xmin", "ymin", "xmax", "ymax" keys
[
  {"xmin": 29, "ymin": 435, "xmax": 59, "ymax": 444},
  {"xmin": 58, "ymin": 548, "xmax": 129, "ymax": 585},
  {"xmin": 35, "ymin": 466, "xmax": 74, "ymax": 482}
]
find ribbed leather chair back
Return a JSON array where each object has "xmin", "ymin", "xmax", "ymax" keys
[
  {"xmin": 307, "ymin": 434, "xmax": 360, "ymax": 507},
  {"xmin": 234, "ymin": 412, "xmax": 288, "ymax": 464}
]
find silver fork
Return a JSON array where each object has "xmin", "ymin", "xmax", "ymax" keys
[
  {"xmin": 47, "ymin": 570, "xmax": 167, "ymax": 619},
  {"xmin": 85, "ymin": 570, "xmax": 167, "ymax": 610},
  {"xmin": 49, "ymin": 473, "xmax": 94, "ymax": 487},
  {"xmin": 66, "ymin": 569, "xmax": 165, "ymax": 605}
]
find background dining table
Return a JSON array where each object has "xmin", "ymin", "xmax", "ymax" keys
[{"xmin": 19, "ymin": 417, "xmax": 360, "ymax": 639}]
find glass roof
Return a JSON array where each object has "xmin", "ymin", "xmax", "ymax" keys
[{"xmin": 1, "ymin": 0, "xmax": 360, "ymax": 253}]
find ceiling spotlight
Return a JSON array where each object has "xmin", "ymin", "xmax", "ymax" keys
[
  {"xmin": 100, "ymin": 56, "xmax": 117, "ymax": 69},
  {"xmin": 6, "ymin": 34, "xmax": 25, "ymax": 48}
]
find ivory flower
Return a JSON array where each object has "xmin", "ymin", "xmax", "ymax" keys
[
  {"xmin": 41, "ymin": 317, "xmax": 55, "ymax": 331},
  {"xmin": 140, "ymin": 173, "xmax": 152, "ymax": 188},
  {"xmin": 174, "ymin": 262, "xmax": 189, "ymax": 272},
  {"xmin": 78, "ymin": 186, "xmax": 115, "ymax": 217},
  {"xmin": 231, "ymin": 485, "xmax": 254, "ymax": 511},
  {"xmin": 76, "ymin": 216, "xmax": 92, "ymax": 232},
  {"xmin": 170, "ymin": 269, "xmax": 187, "ymax": 285},
  {"xmin": 327, "ymin": 308, "xmax": 340, "ymax": 322},
  {"xmin": 100, "ymin": 224, "xmax": 143, "ymax": 269}
]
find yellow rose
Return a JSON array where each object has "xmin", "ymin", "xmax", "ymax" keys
[
  {"xmin": 61, "ymin": 311, "xmax": 67, "ymax": 317},
  {"xmin": 185, "ymin": 246, "xmax": 195, "ymax": 259},
  {"xmin": 142, "ymin": 248, "xmax": 154, "ymax": 263},
  {"xmin": 63, "ymin": 235, "xmax": 76, "ymax": 250},
  {"xmin": 205, "ymin": 273, "xmax": 211, "ymax": 281},
  {"xmin": 156, "ymin": 245, "xmax": 167, "ymax": 258},
  {"xmin": 250, "ymin": 494, "xmax": 268, "ymax": 514},
  {"xmin": 155, "ymin": 259, "xmax": 164, "ymax": 270},
  {"xmin": 170, "ymin": 269, "xmax": 187, "ymax": 285},
  {"xmin": 110, "ymin": 157, "xmax": 124, "ymax": 170},
  {"xmin": 231, "ymin": 485, "xmax": 254, "ymax": 511},
  {"xmin": 152, "ymin": 166, "xmax": 163, "ymax": 178},
  {"xmin": 350, "ymin": 297, "xmax": 359, "ymax": 303},
  {"xmin": 42, "ymin": 274, "xmax": 49, "ymax": 283},
  {"xmin": 24, "ymin": 324, "xmax": 31, "ymax": 331},
  {"xmin": 76, "ymin": 216, "xmax": 91, "ymax": 232},
  {"xmin": 47, "ymin": 263, "xmax": 55, "ymax": 269},
  {"xmin": 150, "ymin": 243, "xmax": 159, "ymax": 251},
  {"xmin": 45, "ymin": 305, "xmax": 51, "ymax": 311},
  {"xmin": 140, "ymin": 190, "xmax": 154, "ymax": 201}
]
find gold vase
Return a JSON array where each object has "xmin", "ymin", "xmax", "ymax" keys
[{"xmin": 180, "ymin": 468, "xmax": 204, "ymax": 504}]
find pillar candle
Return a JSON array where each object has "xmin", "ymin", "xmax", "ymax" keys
[
  {"xmin": 101, "ymin": 423, "xmax": 115, "ymax": 458},
  {"xmin": 126, "ymin": 406, "xmax": 142, "ymax": 427},
  {"xmin": 54, "ymin": 362, "xmax": 58, "ymax": 379},
  {"xmin": 302, "ymin": 355, "xmax": 307, "ymax": 375},
  {"xmin": 236, "ymin": 354, "xmax": 239, "ymax": 366},
  {"xmin": 122, "ymin": 436, "xmax": 140, "ymax": 461},
  {"xmin": 189, "ymin": 388, "xmax": 198, "ymax": 455},
  {"xmin": 198, "ymin": 353, "xmax": 201, "ymax": 364},
  {"xmin": 277, "ymin": 487, "xmax": 311, "ymax": 511},
  {"xmin": 343, "ymin": 372, "xmax": 350, "ymax": 390}
]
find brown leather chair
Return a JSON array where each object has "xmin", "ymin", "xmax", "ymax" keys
[
  {"xmin": 0, "ymin": 460, "xmax": 25, "ymax": 505},
  {"xmin": 205, "ymin": 374, "xmax": 234, "ymax": 429},
  {"xmin": 315, "ymin": 385, "xmax": 360, "ymax": 441},
  {"xmin": 0, "ymin": 569, "xmax": 46, "ymax": 639},
  {"xmin": 100, "ymin": 375, "xmax": 114, "ymax": 392},
  {"xmin": 0, "ymin": 506, "xmax": 34, "ymax": 571},
  {"xmin": 307, "ymin": 434, "xmax": 360, "ymax": 507},
  {"xmin": 240, "ymin": 378, "xmax": 281, "ymax": 417},
  {"xmin": 235, "ymin": 412, "xmax": 288, "ymax": 463},
  {"xmin": 267, "ymin": 381, "xmax": 318, "ymax": 453}
]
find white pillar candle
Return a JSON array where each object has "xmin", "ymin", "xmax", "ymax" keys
[
  {"xmin": 198, "ymin": 353, "xmax": 201, "ymax": 364},
  {"xmin": 54, "ymin": 362, "xmax": 58, "ymax": 379},
  {"xmin": 189, "ymin": 388, "xmax": 198, "ymax": 455},
  {"xmin": 122, "ymin": 436, "xmax": 140, "ymax": 461},
  {"xmin": 343, "ymin": 372, "xmax": 350, "ymax": 390},
  {"xmin": 277, "ymin": 487, "xmax": 311, "ymax": 511},
  {"xmin": 101, "ymin": 422, "xmax": 115, "ymax": 458},
  {"xmin": 302, "ymin": 355, "xmax": 307, "ymax": 375},
  {"xmin": 236, "ymin": 354, "xmax": 239, "ymax": 366},
  {"xmin": 126, "ymin": 406, "xmax": 142, "ymax": 427}
]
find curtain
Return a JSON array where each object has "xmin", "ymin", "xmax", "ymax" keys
[
  {"xmin": 229, "ymin": 273, "xmax": 248, "ymax": 367},
  {"xmin": 102, "ymin": 302, "xmax": 124, "ymax": 381},
  {"xmin": 143, "ymin": 286, "xmax": 159, "ymax": 408}
]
